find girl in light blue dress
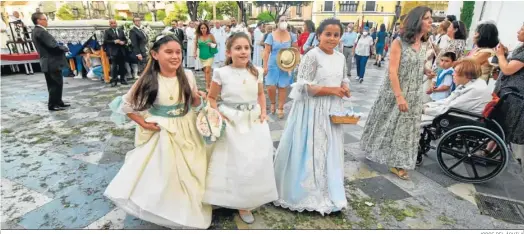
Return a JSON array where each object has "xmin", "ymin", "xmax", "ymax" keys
[
  {"xmin": 263, "ymin": 15, "xmax": 298, "ymax": 119},
  {"xmin": 273, "ymin": 18, "xmax": 350, "ymax": 215}
]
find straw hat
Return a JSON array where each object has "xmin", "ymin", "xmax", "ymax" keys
[{"xmin": 276, "ymin": 47, "xmax": 300, "ymax": 72}]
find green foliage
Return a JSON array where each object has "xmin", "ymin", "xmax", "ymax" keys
[
  {"xmin": 164, "ymin": 3, "xmax": 188, "ymax": 25},
  {"xmin": 216, "ymin": 1, "xmax": 239, "ymax": 20},
  {"xmin": 56, "ymin": 3, "xmax": 86, "ymax": 20},
  {"xmin": 156, "ymin": 9, "xmax": 166, "ymax": 21},
  {"xmin": 144, "ymin": 12, "xmax": 153, "ymax": 22},
  {"xmin": 257, "ymin": 11, "xmax": 276, "ymax": 23},
  {"xmin": 197, "ymin": 2, "xmax": 213, "ymax": 20},
  {"xmin": 460, "ymin": 1, "xmax": 475, "ymax": 31},
  {"xmin": 253, "ymin": 1, "xmax": 310, "ymax": 23}
]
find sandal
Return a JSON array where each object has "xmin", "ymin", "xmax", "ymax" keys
[
  {"xmin": 390, "ymin": 167, "xmax": 409, "ymax": 180},
  {"xmin": 277, "ymin": 109, "xmax": 284, "ymax": 119},
  {"xmin": 474, "ymin": 149, "xmax": 491, "ymax": 157},
  {"xmin": 270, "ymin": 103, "xmax": 276, "ymax": 114}
]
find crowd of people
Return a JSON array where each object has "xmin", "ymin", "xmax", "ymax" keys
[{"xmin": 28, "ymin": 6, "xmax": 524, "ymax": 229}]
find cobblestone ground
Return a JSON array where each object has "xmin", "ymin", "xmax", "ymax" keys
[{"xmin": 1, "ymin": 62, "xmax": 524, "ymax": 230}]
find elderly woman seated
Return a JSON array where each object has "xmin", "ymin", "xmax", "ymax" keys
[{"xmin": 421, "ymin": 58, "xmax": 492, "ymax": 125}]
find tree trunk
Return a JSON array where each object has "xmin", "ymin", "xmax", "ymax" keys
[
  {"xmin": 187, "ymin": 1, "xmax": 199, "ymax": 21},
  {"xmin": 236, "ymin": 1, "xmax": 248, "ymax": 25}
]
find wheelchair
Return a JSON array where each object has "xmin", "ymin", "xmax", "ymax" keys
[{"xmin": 418, "ymin": 91, "xmax": 524, "ymax": 183}]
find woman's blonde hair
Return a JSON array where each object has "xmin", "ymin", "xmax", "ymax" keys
[
  {"xmin": 438, "ymin": 21, "xmax": 451, "ymax": 35},
  {"xmin": 224, "ymin": 32, "xmax": 259, "ymax": 79},
  {"xmin": 454, "ymin": 58, "xmax": 481, "ymax": 80}
]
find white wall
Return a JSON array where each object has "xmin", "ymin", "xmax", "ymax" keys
[{"xmin": 448, "ymin": 1, "xmax": 524, "ymax": 51}]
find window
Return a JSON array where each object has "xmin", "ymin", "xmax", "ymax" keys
[
  {"xmin": 324, "ymin": 1, "xmax": 334, "ymax": 12},
  {"xmin": 247, "ymin": 3, "xmax": 253, "ymax": 16},
  {"xmin": 365, "ymin": 1, "xmax": 376, "ymax": 11},
  {"xmin": 339, "ymin": 1, "xmax": 358, "ymax": 12},
  {"xmin": 296, "ymin": 6, "xmax": 302, "ymax": 16}
]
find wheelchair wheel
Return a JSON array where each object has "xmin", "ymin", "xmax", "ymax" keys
[{"xmin": 436, "ymin": 126, "xmax": 508, "ymax": 183}]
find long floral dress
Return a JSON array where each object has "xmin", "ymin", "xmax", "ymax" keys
[
  {"xmin": 360, "ymin": 38, "xmax": 429, "ymax": 170},
  {"xmin": 273, "ymin": 47, "xmax": 348, "ymax": 215}
]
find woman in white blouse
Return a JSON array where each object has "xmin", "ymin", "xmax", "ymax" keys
[
  {"xmin": 353, "ymin": 26, "xmax": 374, "ymax": 83},
  {"xmin": 422, "ymin": 58, "xmax": 492, "ymax": 124}
]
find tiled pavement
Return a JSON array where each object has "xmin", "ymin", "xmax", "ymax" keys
[{"xmin": 1, "ymin": 62, "xmax": 524, "ymax": 230}]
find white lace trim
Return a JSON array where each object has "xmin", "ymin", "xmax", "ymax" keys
[{"xmin": 272, "ymin": 199, "xmax": 347, "ymax": 216}]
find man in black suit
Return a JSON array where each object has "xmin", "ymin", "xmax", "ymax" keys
[
  {"xmin": 129, "ymin": 17, "xmax": 148, "ymax": 77},
  {"xmin": 104, "ymin": 19, "xmax": 128, "ymax": 87},
  {"xmin": 31, "ymin": 12, "xmax": 70, "ymax": 111},
  {"xmin": 169, "ymin": 20, "xmax": 185, "ymax": 44}
]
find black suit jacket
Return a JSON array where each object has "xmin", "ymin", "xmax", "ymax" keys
[
  {"xmin": 170, "ymin": 28, "xmax": 185, "ymax": 44},
  {"xmin": 31, "ymin": 26, "xmax": 68, "ymax": 73},
  {"xmin": 129, "ymin": 27, "xmax": 148, "ymax": 56},
  {"xmin": 103, "ymin": 27, "xmax": 127, "ymax": 57}
]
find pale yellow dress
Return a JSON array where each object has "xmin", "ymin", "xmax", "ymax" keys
[{"xmin": 104, "ymin": 70, "xmax": 212, "ymax": 229}]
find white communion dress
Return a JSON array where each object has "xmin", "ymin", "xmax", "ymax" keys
[
  {"xmin": 202, "ymin": 66, "xmax": 278, "ymax": 210},
  {"xmin": 104, "ymin": 70, "xmax": 212, "ymax": 229}
]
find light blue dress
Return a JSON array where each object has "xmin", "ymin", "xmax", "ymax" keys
[
  {"xmin": 264, "ymin": 32, "xmax": 297, "ymax": 88},
  {"xmin": 273, "ymin": 47, "xmax": 349, "ymax": 215}
]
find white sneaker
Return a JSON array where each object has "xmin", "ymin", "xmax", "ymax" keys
[
  {"xmin": 74, "ymin": 75, "xmax": 82, "ymax": 79},
  {"xmin": 355, "ymin": 76, "xmax": 361, "ymax": 80}
]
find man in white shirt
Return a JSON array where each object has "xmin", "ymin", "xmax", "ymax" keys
[
  {"xmin": 211, "ymin": 20, "xmax": 227, "ymax": 68},
  {"xmin": 252, "ymin": 22, "xmax": 265, "ymax": 67}
]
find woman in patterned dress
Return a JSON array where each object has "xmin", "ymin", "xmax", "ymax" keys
[
  {"xmin": 360, "ymin": 6, "xmax": 436, "ymax": 180},
  {"xmin": 433, "ymin": 20, "xmax": 467, "ymax": 71}
]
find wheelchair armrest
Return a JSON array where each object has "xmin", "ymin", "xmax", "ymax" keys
[{"xmin": 446, "ymin": 108, "xmax": 484, "ymax": 119}]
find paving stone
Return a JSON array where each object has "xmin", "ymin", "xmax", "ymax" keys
[{"xmin": 354, "ymin": 176, "xmax": 412, "ymax": 202}]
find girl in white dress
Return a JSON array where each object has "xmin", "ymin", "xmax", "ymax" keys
[
  {"xmin": 185, "ymin": 22, "xmax": 197, "ymax": 69},
  {"xmin": 104, "ymin": 34, "xmax": 212, "ymax": 229},
  {"xmin": 204, "ymin": 32, "xmax": 278, "ymax": 224}
]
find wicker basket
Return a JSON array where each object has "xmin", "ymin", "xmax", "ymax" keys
[{"xmin": 330, "ymin": 115, "xmax": 360, "ymax": 124}]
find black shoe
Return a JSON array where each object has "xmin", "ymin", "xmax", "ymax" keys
[
  {"xmin": 48, "ymin": 106, "xmax": 65, "ymax": 111},
  {"xmin": 347, "ymin": 74, "xmax": 351, "ymax": 77},
  {"xmin": 59, "ymin": 103, "xmax": 71, "ymax": 108},
  {"xmin": 110, "ymin": 80, "xmax": 118, "ymax": 87},
  {"xmin": 359, "ymin": 78, "xmax": 363, "ymax": 83},
  {"xmin": 416, "ymin": 153, "xmax": 424, "ymax": 166},
  {"xmin": 378, "ymin": 63, "xmax": 381, "ymax": 68},
  {"xmin": 121, "ymin": 81, "xmax": 129, "ymax": 85}
]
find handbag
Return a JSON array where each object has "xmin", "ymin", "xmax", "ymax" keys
[
  {"xmin": 209, "ymin": 43, "xmax": 218, "ymax": 56},
  {"xmin": 196, "ymin": 102, "xmax": 226, "ymax": 144}
]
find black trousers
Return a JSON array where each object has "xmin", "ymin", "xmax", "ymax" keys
[
  {"xmin": 44, "ymin": 70, "xmax": 64, "ymax": 108},
  {"xmin": 111, "ymin": 53, "xmax": 127, "ymax": 83},
  {"xmin": 138, "ymin": 54, "xmax": 148, "ymax": 75}
]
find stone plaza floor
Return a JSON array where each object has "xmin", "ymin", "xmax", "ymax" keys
[{"xmin": 1, "ymin": 62, "xmax": 524, "ymax": 230}]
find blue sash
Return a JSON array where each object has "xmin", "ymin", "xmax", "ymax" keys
[{"xmin": 435, "ymin": 69, "xmax": 455, "ymax": 91}]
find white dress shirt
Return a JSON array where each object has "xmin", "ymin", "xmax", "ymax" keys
[{"xmin": 422, "ymin": 78, "xmax": 492, "ymax": 122}]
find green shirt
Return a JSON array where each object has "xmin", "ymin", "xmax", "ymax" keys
[{"xmin": 198, "ymin": 38, "xmax": 213, "ymax": 60}]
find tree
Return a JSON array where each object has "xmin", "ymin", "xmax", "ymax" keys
[
  {"xmin": 236, "ymin": 1, "xmax": 248, "ymax": 25},
  {"xmin": 253, "ymin": 1, "xmax": 310, "ymax": 23},
  {"xmin": 156, "ymin": 9, "xmax": 167, "ymax": 21},
  {"xmin": 144, "ymin": 12, "xmax": 153, "ymax": 22},
  {"xmin": 163, "ymin": 3, "xmax": 188, "ymax": 25},
  {"xmin": 460, "ymin": 1, "xmax": 475, "ymax": 31},
  {"xmin": 186, "ymin": 1, "xmax": 199, "ymax": 21},
  {"xmin": 257, "ymin": 11, "xmax": 275, "ymax": 23},
  {"xmin": 197, "ymin": 2, "xmax": 213, "ymax": 20},
  {"xmin": 216, "ymin": 2, "xmax": 238, "ymax": 20},
  {"xmin": 56, "ymin": 3, "xmax": 86, "ymax": 20}
]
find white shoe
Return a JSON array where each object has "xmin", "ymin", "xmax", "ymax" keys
[
  {"xmin": 355, "ymin": 76, "xmax": 361, "ymax": 80},
  {"xmin": 74, "ymin": 75, "xmax": 82, "ymax": 79},
  {"xmin": 239, "ymin": 211, "xmax": 255, "ymax": 224}
]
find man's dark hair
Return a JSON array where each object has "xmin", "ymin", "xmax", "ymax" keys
[
  {"xmin": 31, "ymin": 12, "xmax": 44, "ymax": 25},
  {"xmin": 446, "ymin": 15, "xmax": 457, "ymax": 22},
  {"xmin": 475, "ymin": 23, "xmax": 499, "ymax": 48},
  {"xmin": 442, "ymin": 52, "xmax": 457, "ymax": 62}
]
